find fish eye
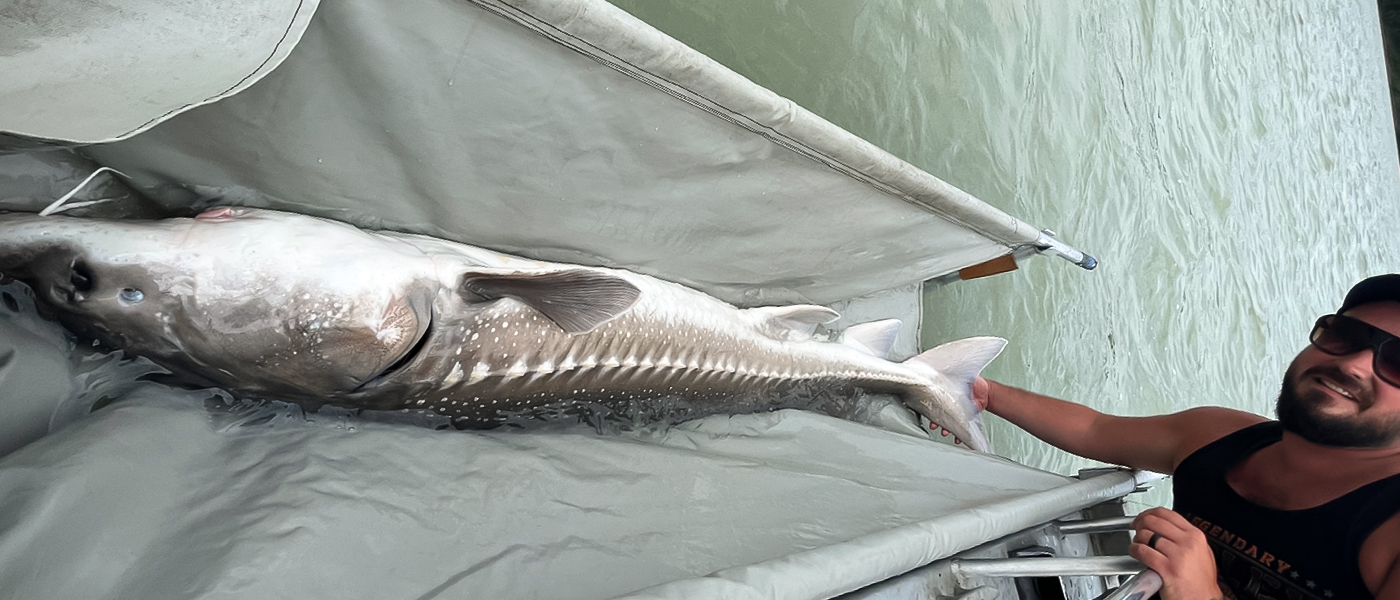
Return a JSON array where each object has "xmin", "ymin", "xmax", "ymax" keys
[
  {"xmin": 70, "ymin": 261, "xmax": 95, "ymax": 293},
  {"xmin": 119, "ymin": 288, "xmax": 144, "ymax": 304}
]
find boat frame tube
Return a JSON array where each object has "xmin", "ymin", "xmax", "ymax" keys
[
  {"xmin": 616, "ymin": 470, "xmax": 1152, "ymax": 600},
  {"xmin": 951, "ymin": 556, "xmax": 1142, "ymax": 579},
  {"xmin": 1031, "ymin": 230, "xmax": 1099, "ymax": 270}
]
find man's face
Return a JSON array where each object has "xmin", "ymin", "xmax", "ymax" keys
[{"xmin": 1277, "ymin": 301, "xmax": 1400, "ymax": 448}]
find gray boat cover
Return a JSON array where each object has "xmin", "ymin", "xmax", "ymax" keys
[
  {"xmin": 0, "ymin": 1, "xmax": 1123, "ymax": 598},
  {"xmin": 1, "ymin": 0, "xmax": 1048, "ymax": 305},
  {"xmin": 0, "ymin": 0, "xmax": 319, "ymax": 145}
]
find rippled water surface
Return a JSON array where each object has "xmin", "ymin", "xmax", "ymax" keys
[{"xmin": 608, "ymin": 0, "xmax": 1400, "ymax": 508}]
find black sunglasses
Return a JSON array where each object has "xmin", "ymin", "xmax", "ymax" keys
[{"xmin": 1309, "ymin": 314, "xmax": 1400, "ymax": 387}]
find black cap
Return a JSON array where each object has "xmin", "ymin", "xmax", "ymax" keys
[{"xmin": 1339, "ymin": 274, "xmax": 1400, "ymax": 313}]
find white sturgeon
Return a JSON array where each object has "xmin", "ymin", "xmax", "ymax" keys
[{"xmin": 0, "ymin": 208, "xmax": 1005, "ymax": 450}]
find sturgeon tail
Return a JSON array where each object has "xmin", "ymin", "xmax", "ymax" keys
[{"xmin": 900, "ymin": 336, "xmax": 1008, "ymax": 453}]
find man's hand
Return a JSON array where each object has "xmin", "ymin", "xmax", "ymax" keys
[
  {"xmin": 972, "ymin": 376, "xmax": 991, "ymax": 411},
  {"xmin": 1130, "ymin": 507, "xmax": 1225, "ymax": 600}
]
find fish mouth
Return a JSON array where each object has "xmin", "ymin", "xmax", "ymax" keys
[{"xmin": 356, "ymin": 310, "xmax": 434, "ymax": 391}]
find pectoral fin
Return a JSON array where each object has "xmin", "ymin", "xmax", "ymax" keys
[{"xmin": 460, "ymin": 269, "xmax": 641, "ymax": 334}]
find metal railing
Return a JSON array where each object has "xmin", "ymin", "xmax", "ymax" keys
[{"xmin": 944, "ymin": 512, "xmax": 1163, "ymax": 600}]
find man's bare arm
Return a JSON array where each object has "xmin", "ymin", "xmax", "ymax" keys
[
  {"xmin": 1376, "ymin": 563, "xmax": 1400, "ymax": 600},
  {"xmin": 979, "ymin": 379, "xmax": 1264, "ymax": 473},
  {"xmin": 1361, "ymin": 514, "xmax": 1400, "ymax": 598}
]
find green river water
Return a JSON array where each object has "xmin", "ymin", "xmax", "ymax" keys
[{"xmin": 607, "ymin": 0, "xmax": 1400, "ymax": 509}]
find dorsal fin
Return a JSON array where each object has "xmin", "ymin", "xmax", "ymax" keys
[
  {"xmin": 839, "ymin": 319, "xmax": 902, "ymax": 358},
  {"xmin": 751, "ymin": 305, "xmax": 840, "ymax": 340},
  {"xmin": 459, "ymin": 269, "xmax": 641, "ymax": 334}
]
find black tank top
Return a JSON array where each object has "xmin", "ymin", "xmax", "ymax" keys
[{"xmin": 1172, "ymin": 421, "xmax": 1400, "ymax": 599}]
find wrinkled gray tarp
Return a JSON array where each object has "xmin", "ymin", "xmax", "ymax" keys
[
  {"xmin": 0, "ymin": 396, "xmax": 1077, "ymax": 600},
  {"xmin": 1, "ymin": 0, "xmax": 1044, "ymax": 305},
  {"xmin": 0, "ymin": 0, "xmax": 318, "ymax": 145}
]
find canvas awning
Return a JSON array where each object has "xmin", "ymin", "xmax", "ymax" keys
[{"xmin": 0, "ymin": 0, "xmax": 1092, "ymax": 306}]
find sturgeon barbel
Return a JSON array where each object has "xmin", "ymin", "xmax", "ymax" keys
[{"xmin": 0, "ymin": 208, "xmax": 1005, "ymax": 450}]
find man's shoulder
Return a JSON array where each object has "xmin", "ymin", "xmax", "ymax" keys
[
  {"xmin": 1162, "ymin": 407, "xmax": 1268, "ymax": 470},
  {"xmin": 1171, "ymin": 406, "xmax": 1269, "ymax": 428}
]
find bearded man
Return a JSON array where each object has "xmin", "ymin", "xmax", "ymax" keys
[{"xmin": 974, "ymin": 274, "xmax": 1400, "ymax": 599}]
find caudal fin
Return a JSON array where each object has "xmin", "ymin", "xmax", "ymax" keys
[{"xmin": 901, "ymin": 336, "xmax": 1007, "ymax": 452}]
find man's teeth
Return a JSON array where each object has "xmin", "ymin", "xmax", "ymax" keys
[{"xmin": 1321, "ymin": 379, "xmax": 1355, "ymax": 399}]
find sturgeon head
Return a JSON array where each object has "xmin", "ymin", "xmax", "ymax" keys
[{"xmin": 0, "ymin": 207, "xmax": 444, "ymax": 402}]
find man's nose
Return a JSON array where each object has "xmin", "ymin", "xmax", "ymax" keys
[{"xmin": 1333, "ymin": 348, "xmax": 1376, "ymax": 380}]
